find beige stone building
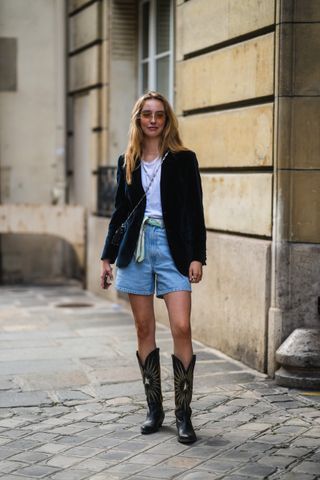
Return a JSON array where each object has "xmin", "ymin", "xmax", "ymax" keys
[{"xmin": 1, "ymin": 0, "xmax": 319, "ymax": 376}]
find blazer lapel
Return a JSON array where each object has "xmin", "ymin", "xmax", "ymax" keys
[
  {"xmin": 131, "ymin": 159, "xmax": 144, "ymax": 201},
  {"xmin": 160, "ymin": 150, "xmax": 172, "ymax": 194}
]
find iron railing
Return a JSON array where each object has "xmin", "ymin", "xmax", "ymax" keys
[{"xmin": 96, "ymin": 166, "xmax": 117, "ymax": 217}]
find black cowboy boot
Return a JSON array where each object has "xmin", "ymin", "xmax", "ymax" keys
[
  {"xmin": 172, "ymin": 354, "xmax": 197, "ymax": 444},
  {"xmin": 136, "ymin": 348, "xmax": 165, "ymax": 434}
]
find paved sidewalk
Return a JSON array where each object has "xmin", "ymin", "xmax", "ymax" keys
[{"xmin": 0, "ymin": 284, "xmax": 319, "ymax": 480}]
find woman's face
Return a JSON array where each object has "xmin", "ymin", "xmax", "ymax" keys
[{"xmin": 139, "ymin": 99, "xmax": 166, "ymax": 140}]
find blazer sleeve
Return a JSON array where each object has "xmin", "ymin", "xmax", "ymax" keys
[
  {"xmin": 100, "ymin": 155, "xmax": 129, "ymax": 262},
  {"xmin": 188, "ymin": 152, "xmax": 207, "ymax": 265}
]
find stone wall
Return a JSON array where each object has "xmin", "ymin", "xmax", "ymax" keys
[
  {"xmin": 172, "ymin": 0, "xmax": 275, "ymax": 371},
  {"xmin": 67, "ymin": 0, "xmax": 137, "ymax": 212},
  {"xmin": 67, "ymin": 0, "xmax": 107, "ymax": 210},
  {"xmin": 0, "ymin": 0, "xmax": 69, "ymax": 283}
]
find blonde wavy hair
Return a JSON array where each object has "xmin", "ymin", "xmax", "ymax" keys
[{"xmin": 124, "ymin": 91, "xmax": 187, "ymax": 184}]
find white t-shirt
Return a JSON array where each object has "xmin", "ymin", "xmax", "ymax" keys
[{"xmin": 141, "ymin": 156, "xmax": 163, "ymax": 218}]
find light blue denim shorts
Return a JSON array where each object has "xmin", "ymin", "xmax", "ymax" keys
[{"xmin": 116, "ymin": 224, "xmax": 191, "ymax": 298}]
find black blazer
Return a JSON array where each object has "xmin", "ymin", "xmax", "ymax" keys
[{"xmin": 101, "ymin": 149, "xmax": 206, "ymax": 277}]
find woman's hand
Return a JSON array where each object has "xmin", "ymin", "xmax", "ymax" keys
[
  {"xmin": 189, "ymin": 261, "xmax": 203, "ymax": 283},
  {"xmin": 100, "ymin": 259, "xmax": 114, "ymax": 289}
]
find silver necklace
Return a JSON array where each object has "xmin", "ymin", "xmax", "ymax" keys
[
  {"xmin": 140, "ymin": 151, "xmax": 169, "ymax": 188},
  {"xmin": 142, "ymin": 156, "xmax": 161, "ymax": 182}
]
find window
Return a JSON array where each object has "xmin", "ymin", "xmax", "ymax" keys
[
  {"xmin": 0, "ymin": 38, "xmax": 17, "ymax": 91},
  {"xmin": 139, "ymin": 0, "xmax": 173, "ymax": 103}
]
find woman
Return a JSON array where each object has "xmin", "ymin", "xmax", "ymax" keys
[{"xmin": 100, "ymin": 91, "xmax": 206, "ymax": 444}]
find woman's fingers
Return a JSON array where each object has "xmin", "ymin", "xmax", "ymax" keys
[
  {"xmin": 189, "ymin": 262, "xmax": 203, "ymax": 283},
  {"xmin": 100, "ymin": 263, "xmax": 113, "ymax": 289},
  {"xmin": 191, "ymin": 274, "xmax": 202, "ymax": 283},
  {"xmin": 189, "ymin": 273, "xmax": 201, "ymax": 283},
  {"xmin": 106, "ymin": 268, "xmax": 113, "ymax": 281}
]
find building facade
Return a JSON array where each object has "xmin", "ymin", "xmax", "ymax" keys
[
  {"xmin": 1, "ymin": 0, "xmax": 320, "ymax": 374},
  {"xmin": 0, "ymin": 0, "xmax": 84, "ymax": 282}
]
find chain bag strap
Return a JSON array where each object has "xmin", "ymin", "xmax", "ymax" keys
[{"xmin": 111, "ymin": 151, "xmax": 169, "ymax": 246}]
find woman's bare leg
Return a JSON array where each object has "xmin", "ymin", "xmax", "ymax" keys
[
  {"xmin": 164, "ymin": 290, "xmax": 196, "ymax": 443},
  {"xmin": 128, "ymin": 293, "xmax": 156, "ymax": 363},
  {"xmin": 129, "ymin": 293, "xmax": 164, "ymax": 434},
  {"xmin": 163, "ymin": 291, "xmax": 193, "ymax": 367}
]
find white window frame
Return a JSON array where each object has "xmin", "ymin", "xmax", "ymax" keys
[{"xmin": 138, "ymin": 0, "xmax": 174, "ymax": 104}]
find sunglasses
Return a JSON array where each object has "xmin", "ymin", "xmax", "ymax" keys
[{"xmin": 140, "ymin": 110, "xmax": 166, "ymax": 121}]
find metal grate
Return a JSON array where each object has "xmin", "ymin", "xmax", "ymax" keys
[{"xmin": 55, "ymin": 302, "xmax": 94, "ymax": 308}]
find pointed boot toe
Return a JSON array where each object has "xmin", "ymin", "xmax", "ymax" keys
[
  {"xmin": 176, "ymin": 410, "xmax": 197, "ymax": 443},
  {"xmin": 141, "ymin": 403, "xmax": 165, "ymax": 434}
]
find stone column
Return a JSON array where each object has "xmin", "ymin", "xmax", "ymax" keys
[{"xmin": 268, "ymin": 0, "xmax": 320, "ymax": 380}]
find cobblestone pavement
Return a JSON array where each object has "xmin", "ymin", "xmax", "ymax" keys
[{"xmin": 0, "ymin": 284, "xmax": 319, "ymax": 480}]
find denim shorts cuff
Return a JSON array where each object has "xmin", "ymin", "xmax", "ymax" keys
[
  {"xmin": 116, "ymin": 286, "xmax": 154, "ymax": 296},
  {"xmin": 156, "ymin": 287, "xmax": 191, "ymax": 299}
]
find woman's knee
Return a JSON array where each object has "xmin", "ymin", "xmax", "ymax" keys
[
  {"xmin": 135, "ymin": 318, "xmax": 155, "ymax": 340},
  {"xmin": 171, "ymin": 321, "xmax": 191, "ymax": 341},
  {"xmin": 129, "ymin": 294, "xmax": 155, "ymax": 341}
]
